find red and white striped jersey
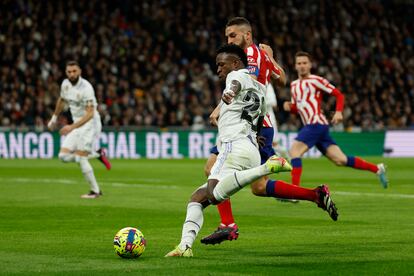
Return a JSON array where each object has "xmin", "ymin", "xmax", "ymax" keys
[
  {"xmin": 290, "ymin": 74, "xmax": 336, "ymax": 125},
  {"xmin": 245, "ymin": 44, "xmax": 281, "ymax": 127}
]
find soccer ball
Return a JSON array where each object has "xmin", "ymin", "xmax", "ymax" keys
[{"xmin": 113, "ymin": 227, "xmax": 146, "ymax": 258}]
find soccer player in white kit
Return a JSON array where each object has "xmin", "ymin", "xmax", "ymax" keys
[
  {"xmin": 47, "ymin": 61, "xmax": 111, "ymax": 199},
  {"xmin": 165, "ymin": 44, "xmax": 292, "ymax": 257}
]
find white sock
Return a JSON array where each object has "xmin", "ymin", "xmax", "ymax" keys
[
  {"xmin": 58, "ymin": 152, "xmax": 76, "ymax": 163},
  {"xmin": 178, "ymin": 202, "xmax": 203, "ymax": 250},
  {"xmin": 274, "ymin": 144, "xmax": 291, "ymax": 160},
  {"xmin": 78, "ymin": 157, "xmax": 100, "ymax": 193},
  {"xmin": 88, "ymin": 151, "xmax": 100, "ymax": 159},
  {"xmin": 213, "ymin": 164, "xmax": 270, "ymax": 201}
]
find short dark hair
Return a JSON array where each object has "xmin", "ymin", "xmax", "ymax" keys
[
  {"xmin": 295, "ymin": 51, "xmax": 312, "ymax": 61},
  {"xmin": 226, "ymin": 17, "xmax": 251, "ymax": 28},
  {"xmin": 217, "ymin": 44, "xmax": 248, "ymax": 67},
  {"xmin": 66, "ymin": 60, "xmax": 80, "ymax": 67}
]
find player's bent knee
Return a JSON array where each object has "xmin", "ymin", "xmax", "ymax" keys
[
  {"xmin": 58, "ymin": 152, "xmax": 72, "ymax": 163},
  {"xmin": 332, "ymin": 158, "xmax": 346, "ymax": 166},
  {"xmin": 251, "ymin": 183, "xmax": 266, "ymax": 196}
]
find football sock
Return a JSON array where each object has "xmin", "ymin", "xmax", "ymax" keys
[
  {"xmin": 346, "ymin": 156, "xmax": 378, "ymax": 173},
  {"xmin": 78, "ymin": 156, "xmax": 100, "ymax": 194},
  {"xmin": 213, "ymin": 164, "xmax": 270, "ymax": 202},
  {"xmin": 179, "ymin": 202, "xmax": 203, "ymax": 250},
  {"xmin": 217, "ymin": 199, "xmax": 235, "ymax": 226},
  {"xmin": 58, "ymin": 152, "xmax": 76, "ymax": 162},
  {"xmin": 274, "ymin": 143, "xmax": 290, "ymax": 160},
  {"xmin": 291, "ymin": 158, "xmax": 302, "ymax": 186},
  {"xmin": 266, "ymin": 179, "xmax": 317, "ymax": 202},
  {"xmin": 88, "ymin": 151, "xmax": 100, "ymax": 159}
]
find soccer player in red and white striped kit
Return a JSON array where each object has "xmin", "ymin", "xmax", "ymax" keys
[
  {"xmin": 284, "ymin": 51, "xmax": 388, "ymax": 188},
  {"xmin": 200, "ymin": 19, "xmax": 340, "ymax": 246}
]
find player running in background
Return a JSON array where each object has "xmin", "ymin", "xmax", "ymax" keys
[
  {"xmin": 48, "ymin": 61, "xmax": 111, "ymax": 199},
  {"xmin": 284, "ymin": 51, "xmax": 388, "ymax": 188},
  {"xmin": 165, "ymin": 45, "xmax": 337, "ymax": 257}
]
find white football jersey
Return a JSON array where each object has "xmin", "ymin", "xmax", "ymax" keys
[
  {"xmin": 218, "ymin": 69, "xmax": 267, "ymax": 143},
  {"xmin": 60, "ymin": 77, "xmax": 100, "ymax": 122}
]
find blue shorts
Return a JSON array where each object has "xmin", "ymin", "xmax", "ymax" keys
[
  {"xmin": 209, "ymin": 127, "xmax": 275, "ymax": 165},
  {"xmin": 295, "ymin": 124, "xmax": 336, "ymax": 155},
  {"xmin": 259, "ymin": 127, "xmax": 276, "ymax": 164}
]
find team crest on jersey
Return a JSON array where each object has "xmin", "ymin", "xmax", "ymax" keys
[{"xmin": 247, "ymin": 57, "xmax": 257, "ymax": 66}]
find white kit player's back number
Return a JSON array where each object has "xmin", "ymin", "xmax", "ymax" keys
[{"xmin": 241, "ymin": 91, "xmax": 261, "ymax": 124}]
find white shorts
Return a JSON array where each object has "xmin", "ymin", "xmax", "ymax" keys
[
  {"xmin": 208, "ymin": 137, "xmax": 260, "ymax": 182},
  {"xmin": 61, "ymin": 118, "xmax": 102, "ymax": 152}
]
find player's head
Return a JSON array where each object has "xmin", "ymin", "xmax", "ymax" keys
[
  {"xmin": 216, "ymin": 44, "xmax": 248, "ymax": 81},
  {"xmin": 295, "ymin": 51, "xmax": 312, "ymax": 77},
  {"xmin": 65, "ymin": 60, "xmax": 81, "ymax": 85},
  {"xmin": 225, "ymin": 17, "xmax": 253, "ymax": 50}
]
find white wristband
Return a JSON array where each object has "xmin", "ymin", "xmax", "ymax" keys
[{"xmin": 50, "ymin": 114, "xmax": 57, "ymax": 124}]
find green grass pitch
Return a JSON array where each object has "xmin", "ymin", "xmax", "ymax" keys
[{"xmin": 0, "ymin": 157, "xmax": 413, "ymax": 275}]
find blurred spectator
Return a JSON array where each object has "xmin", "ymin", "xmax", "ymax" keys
[{"xmin": 0, "ymin": 0, "xmax": 413, "ymax": 131}]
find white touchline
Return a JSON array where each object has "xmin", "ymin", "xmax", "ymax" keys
[
  {"xmin": 1, "ymin": 177, "xmax": 412, "ymax": 198},
  {"xmin": 0, "ymin": 177, "xmax": 178, "ymax": 189}
]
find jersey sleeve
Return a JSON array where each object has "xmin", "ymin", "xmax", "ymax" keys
[
  {"xmin": 224, "ymin": 71, "xmax": 245, "ymax": 93},
  {"xmin": 246, "ymin": 47, "xmax": 259, "ymax": 78},
  {"xmin": 83, "ymin": 83, "xmax": 97, "ymax": 106},
  {"xmin": 314, "ymin": 77, "xmax": 336, "ymax": 93}
]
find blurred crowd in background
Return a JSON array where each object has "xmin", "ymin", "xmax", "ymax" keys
[{"xmin": 1, "ymin": 0, "xmax": 413, "ymax": 131}]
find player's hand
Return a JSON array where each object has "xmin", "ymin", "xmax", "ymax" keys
[
  {"xmin": 256, "ymin": 135, "xmax": 266, "ymax": 148},
  {"xmin": 47, "ymin": 115, "xmax": 57, "ymax": 130},
  {"xmin": 60, "ymin": 125, "xmax": 74, "ymax": 136},
  {"xmin": 283, "ymin": 101, "xmax": 292, "ymax": 111},
  {"xmin": 222, "ymin": 90, "xmax": 235, "ymax": 105},
  {"xmin": 331, "ymin": 111, "xmax": 343, "ymax": 125},
  {"xmin": 259, "ymin": 43, "xmax": 274, "ymax": 58}
]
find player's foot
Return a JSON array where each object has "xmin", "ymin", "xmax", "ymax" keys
[
  {"xmin": 315, "ymin": 185, "xmax": 338, "ymax": 221},
  {"xmin": 97, "ymin": 148, "xmax": 111, "ymax": 170},
  {"xmin": 80, "ymin": 191, "xmax": 102, "ymax": 199},
  {"xmin": 377, "ymin": 163, "xmax": 388, "ymax": 189},
  {"xmin": 276, "ymin": 198, "xmax": 299, "ymax": 204},
  {"xmin": 200, "ymin": 223, "xmax": 239, "ymax": 245},
  {"xmin": 165, "ymin": 245, "xmax": 193, "ymax": 257},
  {"xmin": 265, "ymin": 156, "xmax": 292, "ymax": 173}
]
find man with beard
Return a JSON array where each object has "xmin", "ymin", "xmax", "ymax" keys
[{"xmin": 48, "ymin": 61, "xmax": 111, "ymax": 198}]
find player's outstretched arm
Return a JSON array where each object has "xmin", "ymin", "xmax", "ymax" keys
[
  {"xmin": 48, "ymin": 97, "xmax": 65, "ymax": 130},
  {"xmin": 59, "ymin": 102, "xmax": 94, "ymax": 135}
]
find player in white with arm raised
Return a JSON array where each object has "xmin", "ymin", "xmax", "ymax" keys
[
  {"xmin": 165, "ymin": 44, "xmax": 293, "ymax": 257},
  {"xmin": 48, "ymin": 61, "xmax": 111, "ymax": 199}
]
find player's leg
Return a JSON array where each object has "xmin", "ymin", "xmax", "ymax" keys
[
  {"xmin": 289, "ymin": 140, "xmax": 309, "ymax": 186},
  {"xmin": 251, "ymin": 178, "xmax": 338, "ymax": 220},
  {"xmin": 202, "ymin": 147, "xmax": 237, "ymax": 244},
  {"xmin": 78, "ymin": 121, "xmax": 104, "ymax": 198},
  {"xmin": 76, "ymin": 150, "xmax": 102, "ymax": 198},
  {"xmin": 324, "ymin": 144, "xmax": 388, "ymax": 188},
  {"xmin": 166, "ymin": 182, "xmax": 212, "ymax": 257},
  {"xmin": 58, "ymin": 147, "xmax": 76, "ymax": 162},
  {"xmin": 58, "ymin": 130, "xmax": 78, "ymax": 162},
  {"xmin": 290, "ymin": 125, "xmax": 324, "ymax": 186}
]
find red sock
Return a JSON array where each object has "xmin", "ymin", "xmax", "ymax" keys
[
  {"xmin": 270, "ymin": 180, "xmax": 317, "ymax": 202},
  {"xmin": 217, "ymin": 199, "xmax": 234, "ymax": 226},
  {"xmin": 353, "ymin": 157, "xmax": 378, "ymax": 173},
  {"xmin": 291, "ymin": 158, "xmax": 302, "ymax": 186},
  {"xmin": 291, "ymin": 167, "xmax": 302, "ymax": 186}
]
